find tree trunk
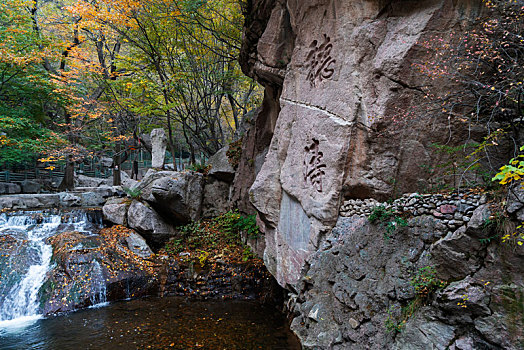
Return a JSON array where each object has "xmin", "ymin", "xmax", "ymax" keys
[
  {"xmin": 113, "ymin": 141, "xmax": 121, "ymax": 186},
  {"xmin": 58, "ymin": 155, "xmax": 74, "ymax": 191}
]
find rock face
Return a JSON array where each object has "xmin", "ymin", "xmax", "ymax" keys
[
  {"xmin": 239, "ymin": 0, "xmax": 484, "ymax": 287},
  {"xmin": 151, "ymin": 128, "xmax": 167, "ymax": 169},
  {"xmin": 288, "ymin": 207, "xmax": 523, "ymax": 349}
]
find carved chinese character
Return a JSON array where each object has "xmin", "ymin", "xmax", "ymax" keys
[
  {"xmin": 303, "ymin": 139, "xmax": 326, "ymax": 193},
  {"xmin": 306, "ymin": 35, "xmax": 336, "ymax": 87}
]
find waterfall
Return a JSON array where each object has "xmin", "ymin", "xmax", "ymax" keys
[
  {"xmin": 0, "ymin": 210, "xmax": 101, "ymax": 326},
  {"xmin": 88, "ymin": 260, "xmax": 108, "ymax": 308}
]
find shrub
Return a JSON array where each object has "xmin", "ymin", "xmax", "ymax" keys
[
  {"xmin": 164, "ymin": 210, "xmax": 261, "ymax": 256},
  {"xmin": 368, "ymin": 205, "xmax": 408, "ymax": 240},
  {"xmin": 411, "ymin": 266, "xmax": 447, "ymax": 298},
  {"xmin": 122, "ymin": 186, "xmax": 142, "ymax": 199}
]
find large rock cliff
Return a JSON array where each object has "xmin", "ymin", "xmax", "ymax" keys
[
  {"xmin": 238, "ymin": 0, "xmax": 484, "ymax": 288},
  {"xmin": 237, "ymin": 0, "xmax": 523, "ymax": 348}
]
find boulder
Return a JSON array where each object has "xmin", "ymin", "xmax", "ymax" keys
[
  {"xmin": 39, "ymin": 229, "xmax": 157, "ymax": 315},
  {"xmin": 202, "ymin": 177, "xmax": 231, "ymax": 218},
  {"xmin": 124, "ymin": 230, "xmax": 153, "ymax": 259},
  {"xmin": 59, "ymin": 192, "xmax": 82, "ymax": 207},
  {"xmin": 151, "ymin": 128, "xmax": 167, "ymax": 169},
  {"xmin": 20, "ymin": 180, "xmax": 41, "ymax": 194},
  {"xmin": 120, "ymin": 170, "xmax": 138, "ymax": 189},
  {"xmin": 0, "ymin": 182, "xmax": 21, "ymax": 195},
  {"xmin": 102, "ymin": 198, "xmax": 130, "ymax": 226},
  {"xmin": 80, "ymin": 191, "xmax": 106, "ymax": 207},
  {"xmin": 127, "ymin": 200, "xmax": 175, "ymax": 250},
  {"xmin": 75, "ymin": 174, "xmax": 111, "ymax": 187},
  {"xmin": 208, "ymin": 146, "xmax": 235, "ymax": 182},
  {"xmin": 0, "ymin": 194, "xmax": 60, "ymax": 209},
  {"xmin": 150, "ymin": 172, "xmax": 204, "ymax": 223},
  {"xmin": 100, "ymin": 157, "xmax": 113, "ymax": 167},
  {"xmin": 130, "ymin": 169, "xmax": 178, "ymax": 202}
]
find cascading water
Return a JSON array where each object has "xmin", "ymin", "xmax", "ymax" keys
[
  {"xmin": 89, "ymin": 260, "xmax": 108, "ymax": 307},
  {"xmin": 0, "ymin": 210, "xmax": 102, "ymax": 326}
]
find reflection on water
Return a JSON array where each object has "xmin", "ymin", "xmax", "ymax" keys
[{"xmin": 0, "ymin": 297, "xmax": 300, "ymax": 349}]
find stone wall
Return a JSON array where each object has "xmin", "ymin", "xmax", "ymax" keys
[{"xmin": 340, "ymin": 190, "xmax": 487, "ymax": 233}]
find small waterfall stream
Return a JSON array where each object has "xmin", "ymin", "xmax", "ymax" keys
[{"xmin": 0, "ymin": 210, "xmax": 102, "ymax": 326}]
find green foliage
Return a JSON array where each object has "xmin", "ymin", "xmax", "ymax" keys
[
  {"xmin": 386, "ymin": 266, "xmax": 447, "ymax": 334},
  {"xmin": 385, "ymin": 306, "xmax": 404, "ymax": 333},
  {"xmin": 385, "ymin": 303, "xmax": 417, "ymax": 334},
  {"xmin": 242, "ymin": 245, "xmax": 257, "ymax": 262},
  {"xmin": 368, "ymin": 205, "xmax": 408, "ymax": 240},
  {"xmin": 368, "ymin": 205, "xmax": 394, "ymax": 224},
  {"xmin": 187, "ymin": 163, "xmax": 211, "ymax": 174},
  {"xmin": 233, "ymin": 213, "xmax": 260, "ymax": 239},
  {"xmin": 170, "ymin": 210, "xmax": 261, "ymax": 252},
  {"xmin": 164, "ymin": 239, "xmax": 184, "ymax": 255},
  {"xmin": 0, "ymin": 0, "xmax": 70, "ymax": 168},
  {"xmin": 122, "ymin": 187, "xmax": 142, "ymax": 199},
  {"xmin": 212, "ymin": 210, "xmax": 242, "ymax": 244},
  {"xmin": 410, "ymin": 266, "xmax": 447, "ymax": 298},
  {"xmin": 492, "ymin": 145, "xmax": 524, "ymax": 185}
]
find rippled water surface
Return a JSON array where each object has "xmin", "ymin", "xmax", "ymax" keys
[{"xmin": 0, "ymin": 297, "xmax": 300, "ymax": 349}]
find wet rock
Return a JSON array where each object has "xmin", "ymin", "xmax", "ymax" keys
[
  {"xmin": 0, "ymin": 235, "xmax": 32, "ymax": 305},
  {"xmin": 39, "ymin": 229, "xmax": 157, "ymax": 315},
  {"xmin": 127, "ymin": 200, "xmax": 176, "ymax": 250}
]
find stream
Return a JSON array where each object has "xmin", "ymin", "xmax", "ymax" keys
[
  {"xmin": 0, "ymin": 209, "xmax": 299, "ymax": 349},
  {"xmin": 0, "ymin": 297, "xmax": 300, "ymax": 349}
]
